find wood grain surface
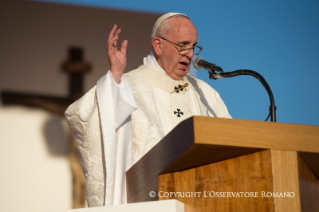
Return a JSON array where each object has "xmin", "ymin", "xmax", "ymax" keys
[
  {"xmin": 127, "ymin": 117, "xmax": 319, "ymax": 211},
  {"xmin": 298, "ymin": 155, "xmax": 319, "ymax": 211},
  {"xmin": 159, "ymin": 150, "xmax": 275, "ymax": 212},
  {"xmin": 193, "ymin": 116, "xmax": 319, "ymax": 153},
  {"xmin": 270, "ymin": 150, "xmax": 301, "ymax": 212},
  {"xmin": 127, "ymin": 117, "xmax": 264, "ymax": 202},
  {"xmin": 298, "ymin": 151, "xmax": 319, "ymax": 180}
]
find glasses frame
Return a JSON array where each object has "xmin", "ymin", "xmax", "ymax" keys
[{"xmin": 159, "ymin": 36, "xmax": 203, "ymax": 55}]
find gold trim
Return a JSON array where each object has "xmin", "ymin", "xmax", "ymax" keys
[{"xmin": 170, "ymin": 83, "xmax": 189, "ymax": 94}]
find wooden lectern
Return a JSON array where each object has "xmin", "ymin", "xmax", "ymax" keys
[{"xmin": 126, "ymin": 116, "xmax": 319, "ymax": 212}]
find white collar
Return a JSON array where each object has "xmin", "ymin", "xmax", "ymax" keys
[{"xmin": 143, "ymin": 50, "xmax": 165, "ymax": 73}]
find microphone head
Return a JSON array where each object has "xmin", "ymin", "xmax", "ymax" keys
[{"xmin": 192, "ymin": 57, "xmax": 203, "ymax": 69}]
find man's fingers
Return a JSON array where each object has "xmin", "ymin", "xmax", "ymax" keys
[
  {"xmin": 115, "ymin": 28, "xmax": 121, "ymax": 37},
  {"xmin": 107, "ymin": 25, "xmax": 123, "ymax": 50},
  {"xmin": 106, "ymin": 25, "xmax": 127, "ymax": 68},
  {"xmin": 107, "ymin": 34, "xmax": 119, "ymax": 51},
  {"xmin": 120, "ymin": 40, "xmax": 128, "ymax": 54},
  {"xmin": 108, "ymin": 24, "xmax": 118, "ymax": 41},
  {"xmin": 113, "ymin": 39, "xmax": 118, "ymax": 49}
]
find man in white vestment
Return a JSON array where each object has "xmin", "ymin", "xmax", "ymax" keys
[{"xmin": 65, "ymin": 12, "xmax": 231, "ymax": 207}]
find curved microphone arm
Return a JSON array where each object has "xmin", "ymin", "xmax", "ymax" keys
[{"xmin": 211, "ymin": 70, "xmax": 277, "ymax": 122}]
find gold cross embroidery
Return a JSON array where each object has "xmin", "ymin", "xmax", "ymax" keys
[{"xmin": 170, "ymin": 83, "xmax": 189, "ymax": 94}]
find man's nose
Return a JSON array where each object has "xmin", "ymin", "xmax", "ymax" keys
[{"xmin": 185, "ymin": 48, "xmax": 194, "ymax": 58}]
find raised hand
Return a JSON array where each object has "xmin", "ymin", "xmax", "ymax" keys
[{"xmin": 107, "ymin": 24, "xmax": 128, "ymax": 84}]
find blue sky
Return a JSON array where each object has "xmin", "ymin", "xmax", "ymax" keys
[{"xmin": 36, "ymin": 0, "xmax": 319, "ymax": 126}]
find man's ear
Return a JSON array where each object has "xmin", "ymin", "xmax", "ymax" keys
[{"xmin": 152, "ymin": 37, "xmax": 162, "ymax": 56}]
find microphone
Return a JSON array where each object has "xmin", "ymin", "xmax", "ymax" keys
[{"xmin": 192, "ymin": 57, "xmax": 223, "ymax": 72}]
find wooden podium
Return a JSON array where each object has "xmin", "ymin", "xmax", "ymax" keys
[{"xmin": 126, "ymin": 116, "xmax": 319, "ymax": 212}]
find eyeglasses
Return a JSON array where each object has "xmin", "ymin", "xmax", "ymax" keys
[{"xmin": 159, "ymin": 36, "xmax": 203, "ymax": 55}]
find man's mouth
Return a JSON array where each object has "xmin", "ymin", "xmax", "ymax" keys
[{"xmin": 179, "ymin": 62, "xmax": 189, "ymax": 69}]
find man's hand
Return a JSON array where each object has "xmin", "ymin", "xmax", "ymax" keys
[{"xmin": 107, "ymin": 24, "xmax": 128, "ymax": 84}]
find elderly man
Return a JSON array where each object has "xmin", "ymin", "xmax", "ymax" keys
[{"xmin": 65, "ymin": 13, "xmax": 230, "ymax": 207}]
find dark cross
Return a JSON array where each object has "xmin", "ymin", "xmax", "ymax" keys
[
  {"xmin": 174, "ymin": 109, "xmax": 184, "ymax": 117},
  {"xmin": 174, "ymin": 85, "xmax": 183, "ymax": 93},
  {"xmin": 1, "ymin": 47, "xmax": 90, "ymax": 109},
  {"xmin": 1, "ymin": 47, "xmax": 91, "ymax": 209}
]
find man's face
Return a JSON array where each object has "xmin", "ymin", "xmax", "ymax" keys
[{"xmin": 156, "ymin": 17, "xmax": 198, "ymax": 80}]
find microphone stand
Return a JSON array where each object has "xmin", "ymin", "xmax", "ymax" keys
[{"xmin": 210, "ymin": 69, "xmax": 277, "ymax": 122}]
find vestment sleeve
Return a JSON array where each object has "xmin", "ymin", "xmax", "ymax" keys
[
  {"xmin": 64, "ymin": 86, "xmax": 105, "ymax": 207},
  {"xmin": 65, "ymin": 71, "xmax": 136, "ymax": 206}
]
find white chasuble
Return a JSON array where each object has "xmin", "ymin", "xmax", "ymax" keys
[{"xmin": 65, "ymin": 64, "xmax": 231, "ymax": 207}]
